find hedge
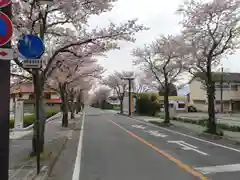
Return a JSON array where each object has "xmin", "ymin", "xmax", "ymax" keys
[
  {"xmin": 135, "ymin": 92, "xmax": 161, "ymax": 116},
  {"xmin": 10, "ymin": 109, "xmax": 58, "ymax": 129}
]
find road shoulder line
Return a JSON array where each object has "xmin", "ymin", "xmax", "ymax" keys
[
  {"xmin": 72, "ymin": 112, "xmax": 85, "ymax": 180},
  {"xmin": 108, "ymin": 119, "xmax": 208, "ymax": 180}
]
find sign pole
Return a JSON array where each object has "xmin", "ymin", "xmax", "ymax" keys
[
  {"xmin": 0, "ymin": 2, "xmax": 11, "ymax": 180},
  {"xmin": 33, "ymin": 70, "xmax": 41, "ymax": 174}
]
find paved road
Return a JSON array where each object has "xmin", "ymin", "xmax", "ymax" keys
[{"xmin": 50, "ymin": 107, "xmax": 240, "ymax": 180}]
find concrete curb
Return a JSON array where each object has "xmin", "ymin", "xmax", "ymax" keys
[
  {"xmin": 10, "ymin": 112, "xmax": 61, "ymax": 132},
  {"xmin": 34, "ymin": 137, "xmax": 69, "ymax": 180},
  {"xmin": 33, "ymin": 113, "xmax": 83, "ymax": 180}
]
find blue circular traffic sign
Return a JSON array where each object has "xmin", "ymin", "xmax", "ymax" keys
[
  {"xmin": 17, "ymin": 34, "xmax": 45, "ymax": 59},
  {"xmin": 0, "ymin": 12, "xmax": 13, "ymax": 46}
]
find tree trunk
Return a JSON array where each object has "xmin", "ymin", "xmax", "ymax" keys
[
  {"xmin": 206, "ymin": 84, "xmax": 217, "ymax": 134},
  {"xmin": 59, "ymin": 84, "xmax": 68, "ymax": 127},
  {"xmin": 69, "ymin": 90, "xmax": 75, "ymax": 119},
  {"xmin": 76, "ymin": 93, "xmax": 81, "ymax": 113},
  {"xmin": 163, "ymin": 80, "xmax": 170, "ymax": 124},
  {"xmin": 120, "ymin": 97, "xmax": 123, "ymax": 114},
  {"xmin": 31, "ymin": 73, "xmax": 45, "ymax": 155},
  {"xmin": 206, "ymin": 62, "xmax": 217, "ymax": 134}
]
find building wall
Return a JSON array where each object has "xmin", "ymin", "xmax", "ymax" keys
[
  {"xmin": 22, "ymin": 93, "xmax": 30, "ymax": 100},
  {"xmin": 189, "ymin": 79, "xmax": 240, "ymax": 112},
  {"xmin": 51, "ymin": 93, "xmax": 60, "ymax": 99}
]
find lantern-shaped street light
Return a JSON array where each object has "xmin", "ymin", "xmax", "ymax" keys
[{"xmin": 121, "ymin": 77, "xmax": 135, "ymax": 116}]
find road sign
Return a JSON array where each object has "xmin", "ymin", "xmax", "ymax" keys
[
  {"xmin": 0, "ymin": 12, "xmax": 13, "ymax": 46},
  {"xmin": 17, "ymin": 34, "xmax": 44, "ymax": 59},
  {"xmin": 22, "ymin": 59, "xmax": 42, "ymax": 69},
  {"xmin": 0, "ymin": 48, "xmax": 13, "ymax": 60},
  {"xmin": 0, "ymin": 0, "xmax": 11, "ymax": 8}
]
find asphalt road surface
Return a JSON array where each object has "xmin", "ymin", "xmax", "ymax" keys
[{"xmin": 67, "ymin": 107, "xmax": 240, "ymax": 180}]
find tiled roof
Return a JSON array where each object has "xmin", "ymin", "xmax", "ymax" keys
[
  {"xmin": 47, "ymin": 99, "xmax": 62, "ymax": 103},
  {"xmin": 11, "ymin": 82, "xmax": 57, "ymax": 94}
]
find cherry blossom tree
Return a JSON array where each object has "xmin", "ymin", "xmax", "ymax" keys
[
  {"xmin": 102, "ymin": 71, "xmax": 134, "ymax": 114},
  {"xmin": 49, "ymin": 54, "xmax": 104, "ymax": 127},
  {"xmin": 12, "ymin": 0, "xmax": 147, "ymax": 153},
  {"xmin": 91, "ymin": 86, "xmax": 111, "ymax": 108},
  {"xmin": 132, "ymin": 72, "xmax": 152, "ymax": 96},
  {"xmin": 132, "ymin": 35, "xmax": 188, "ymax": 124},
  {"xmin": 177, "ymin": 0, "xmax": 240, "ymax": 134}
]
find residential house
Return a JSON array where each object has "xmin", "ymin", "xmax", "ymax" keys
[
  {"xmin": 11, "ymin": 82, "xmax": 61, "ymax": 112},
  {"xmin": 159, "ymin": 96, "xmax": 187, "ymax": 112},
  {"xmin": 189, "ymin": 72, "xmax": 240, "ymax": 112}
]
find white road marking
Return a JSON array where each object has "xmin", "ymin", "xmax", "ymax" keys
[
  {"xmin": 194, "ymin": 164, "xmax": 240, "ymax": 174},
  {"xmin": 167, "ymin": 140, "xmax": 209, "ymax": 156},
  {"xmin": 72, "ymin": 112, "xmax": 85, "ymax": 180},
  {"xmin": 128, "ymin": 117, "xmax": 240, "ymax": 153},
  {"xmin": 132, "ymin": 125, "xmax": 146, "ymax": 129},
  {"xmin": 145, "ymin": 130, "xmax": 168, "ymax": 138}
]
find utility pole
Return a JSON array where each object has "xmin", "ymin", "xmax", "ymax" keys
[
  {"xmin": 0, "ymin": 2, "xmax": 12, "ymax": 180},
  {"xmin": 121, "ymin": 77, "xmax": 134, "ymax": 116},
  {"xmin": 220, "ymin": 66, "xmax": 223, "ymax": 113}
]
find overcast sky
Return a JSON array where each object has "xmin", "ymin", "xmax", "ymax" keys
[{"xmin": 88, "ymin": 0, "xmax": 240, "ymax": 75}]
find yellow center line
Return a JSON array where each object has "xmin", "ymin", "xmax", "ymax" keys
[{"xmin": 108, "ymin": 119, "xmax": 208, "ymax": 180}]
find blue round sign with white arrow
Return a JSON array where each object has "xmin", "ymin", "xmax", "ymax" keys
[{"xmin": 17, "ymin": 34, "xmax": 44, "ymax": 59}]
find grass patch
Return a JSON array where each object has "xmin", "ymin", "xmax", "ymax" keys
[
  {"xmin": 113, "ymin": 105, "xmax": 120, "ymax": 110},
  {"xmin": 149, "ymin": 121, "xmax": 173, "ymax": 127}
]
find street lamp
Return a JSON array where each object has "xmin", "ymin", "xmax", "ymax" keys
[
  {"xmin": 121, "ymin": 77, "xmax": 135, "ymax": 116},
  {"xmin": 220, "ymin": 64, "xmax": 224, "ymax": 113}
]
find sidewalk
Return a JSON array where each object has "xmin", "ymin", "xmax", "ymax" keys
[
  {"xmin": 9, "ymin": 113, "xmax": 82, "ymax": 180},
  {"xmin": 135, "ymin": 116, "xmax": 240, "ymax": 143}
]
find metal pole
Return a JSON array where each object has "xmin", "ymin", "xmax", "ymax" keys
[
  {"xmin": 220, "ymin": 67, "xmax": 223, "ymax": 113},
  {"xmin": 33, "ymin": 70, "xmax": 41, "ymax": 174},
  {"xmin": 0, "ymin": 4, "xmax": 11, "ymax": 180},
  {"xmin": 128, "ymin": 79, "xmax": 131, "ymax": 116}
]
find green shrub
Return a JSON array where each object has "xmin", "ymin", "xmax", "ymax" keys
[
  {"xmin": 10, "ymin": 110, "xmax": 59, "ymax": 129},
  {"xmin": 46, "ymin": 109, "xmax": 58, "ymax": 118},
  {"xmin": 113, "ymin": 106, "xmax": 120, "ymax": 110},
  {"xmin": 23, "ymin": 115, "xmax": 35, "ymax": 127},
  {"xmin": 10, "ymin": 119, "xmax": 14, "ymax": 129},
  {"xmin": 198, "ymin": 119, "xmax": 208, "ymax": 126},
  {"xmin": 101, "ymin": 101, "xmax": 113, "ymax": 110},
  {"xmin": 136, "ymin": 92, "xmax": 160, "ymax": 116}
]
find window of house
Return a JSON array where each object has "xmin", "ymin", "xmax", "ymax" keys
[
  {"xmin": 178, "ymin": 103, "xmax": 185, "ymax": 109},
  {"xmin": 215, "ymin": 84, "xmax": 230, "ymax": 90}
]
